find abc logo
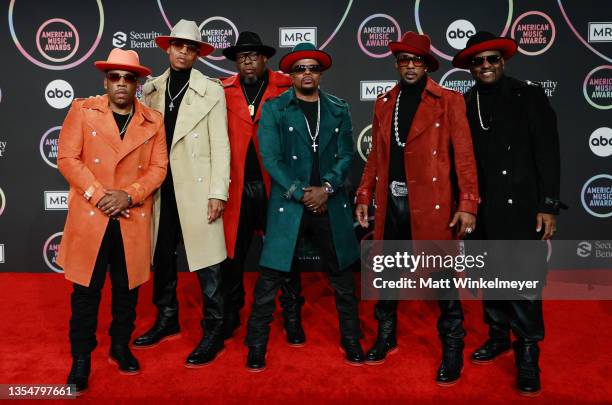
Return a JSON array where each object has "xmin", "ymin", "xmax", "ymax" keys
[
  {"xmin": 589, "ymin": 127, "xmax": 612, "ymax": 157},
  {"xmin": 113, "ymin": 31, "xmax": 127, "ymax": 48},
  {"xmin": 446, "ymin": 19, "xmax": 476, "ymax": 50},
  {"xmin": 45, "ymin": 79, "xmax": 73, "ymax": 109}
]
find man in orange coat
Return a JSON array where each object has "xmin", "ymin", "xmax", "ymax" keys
[
  {"xmin": 355, "ymin": 32, "xmax": 478, "ymax": 385},
  {"xmin": 57, "ymin": 48, "xmax": 167, "ymax": 395},
  {"xmin": 220, "ymin": 32, "xmax": 304, "ymax": 344}
]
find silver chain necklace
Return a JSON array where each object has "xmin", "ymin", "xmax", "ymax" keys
[
  {"xmin": 118, "ymin": 106, "xmax": 134, "ymax": 136},
  {"xmin": 167, "ymin": 75, "xmax": 190, "ymax": 112},
  {"xmin": 393, "ymin": 90, "xmax": 406, "ymax": 147},
  {"xmin": 303, "ymin": 98, "xmax": 320, "ymax": 152},
  {"xmin": 241, "ymin": 80, "xmax": 266, "ymax": 117},
  {"xmin": 476, "ymin": 90, "xmax": 490, "ymax": 131}
]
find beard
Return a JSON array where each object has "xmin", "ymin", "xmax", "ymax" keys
[{"xmin": 243, "ymin": 76, "xmax": 259, "ymax": 85}]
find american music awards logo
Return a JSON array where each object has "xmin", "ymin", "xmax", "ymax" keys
[
  {"xmin": 40, "ymin": 126, "xmax": 61, "ymax": 168},
  {"xmin": 357, "ymin": 14, "xmax": 401, "ymax": 58},
  {"xmin": 8, "ymin": 0, "xmax": 104, "ymax": 70},
  {"xmin": 357, "ymin": 124, "xmax": 373, "ymax": 163},
  {"xmin": 511, "ymin": 11, "xmax": 556, "ymax": 56},
  {"xmin": 43, "ymin": 232, "xmax": 63, "ymax": 273},
  {"xmin": 581, "ymin": 174, "xmax": 612, "ymax": 218},
  {"xmin": 199, "ymin": 16, "xmax": 239, "ymax": 61},
  {"xmin": 439, "ymin": 68, "xmax": 475, "ymax": 94},
  {"xmin": 583, "ymin": 66, "xmax": 612, "ymax": 110}
]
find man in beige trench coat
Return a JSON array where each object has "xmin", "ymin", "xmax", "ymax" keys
[{"xmin": 132, "ymin": 19, "xmax": 231, "ymax": 367}]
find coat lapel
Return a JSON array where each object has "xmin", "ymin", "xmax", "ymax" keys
[
  {"xmin": 224, "ymin": 75, "xmax": 252, "ymax": 125},
  {"xmin": 83, "ymin": 95, "xmax": 121, "ymax": 153},
  {"xmin": 376, "ymin": 85, "xmax": 399, "ymax": 158},
  {"xmin": 116, "ymin": 100, "xmax": 156, "ymax": 162},
  {"xmin": 406, "ymin": 78, "xmax": 443, "ymax": 144},
  {"xmin": 317, "ymin": 91, "xmax": 342, "ymax": 153}
]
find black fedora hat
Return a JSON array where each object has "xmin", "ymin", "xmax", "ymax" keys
[{"xmin": 222, "ymin": 31, "xmax": 276, "ymax": 61}]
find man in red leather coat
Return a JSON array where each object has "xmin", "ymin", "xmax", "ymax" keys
[
  {"xmin": 221, "ymin": 32, "xmax": 305, "ymax": 345},
  {"xmin": 355, "ymin": 32, "xmax": 479, "ymax": 385}
]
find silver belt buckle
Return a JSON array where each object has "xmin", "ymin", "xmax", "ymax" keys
[{"xmin": 390, "ymin": 181, "xmax": 407, "ymax": 197}]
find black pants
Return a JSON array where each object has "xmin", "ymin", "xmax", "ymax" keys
[
  {"xmin": 245, "ymin": 213, "xmax": 362, "ymax": 347},
  {"xmin": 376, "ymin": 194, "xmax": 465, "ymax": 340},
  {"xmin": 221, "ymin": 181, "xmax": 302, "ymax": 315},
  {"xmin": 152, "ymin": 183, "xmax": 182, "ymax": 319},
  {"xmin": 69, "ymin": 220, "xmax": 138, "ymax": 356},
  {"xmin": 482, "ymin": 299, "xmax": 544, "ymax": 343}
]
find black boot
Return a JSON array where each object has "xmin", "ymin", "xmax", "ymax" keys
[
  {"xmin": 185, "ymin": 320, "xmax": 225, "ymax": 367},
  {"xmin": 66, "ymin": 354, "xmax": 90, "ymax": 395},
  {"xmin": 109, "ymin": 344, "xmax": 140, "ymax": 375},
  {"xmin": 246, "ymin": 345, "xmax": 267, "ymax": 372},
  {"xmin": 365, "ymin": 317, "xmax": 398, "ymax": 365},
  {"xmin": 132, "ymin": 314, "xmax": 180, "ymax": 348},
  {"xmin": 436, "ymin": 339, "xmax": 464, "ymax": 386},
  {"xmin": 280, "ymin": 276, "xmax": 305, "ymax": 347},
  {"xmin": 340, "ymin": 338, "xmax": 365, "ymax": 366},
  {"xmin": 514, "ymin": 341, "xmax": 541, "ymax": 396},
  {"xmin": 471, "ymin": 337, "xmax": 511, "ymax": 364},
  {"xmin": 222, "ymin": 309, "xmax": 240, "ymax": 340}
]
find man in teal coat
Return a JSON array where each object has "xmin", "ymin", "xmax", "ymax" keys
[{"xmin": 244, "ymin": 43, "xmax": 363, "ymax": 371}]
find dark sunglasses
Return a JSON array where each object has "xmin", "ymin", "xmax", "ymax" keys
[
  {"xmin": 471, "ymin": 54, "xmax": 502, "ymax": 67},
  {"xmin": 170, "ymin": 39, "xmax": 199, "ymax": 54},
  {"xmin": 236, "ymin": 52, "xmax": 261, "ymax": 63},
  {"xmin": 291, "ymin": 64, "xmax": 321, "ymax": 74},
  {"xmin": 396, "ymin": 55, "xmax": 426, "ymax": 67},
  {"xmin": 106, "ymin": 72, "xmax": 138, "ymax": 83}
]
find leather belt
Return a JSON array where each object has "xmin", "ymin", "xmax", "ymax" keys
[{"xmin": 390, "ymin": 181, "xmax": 408, "ymax": 197}]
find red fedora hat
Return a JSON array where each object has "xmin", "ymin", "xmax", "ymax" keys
[
  {"xmin": 388, "ymin": 31, "xmax": 439, "ymax": 72},
  {"xmin": 94, "ymin": 48, "xmax": 151, "ymax": 77},
  {"xmin": 279, "ymin": 42, "xmax": 332, "ymax": 74},
  {"xmin": 452, "ymin": 31, "xmax": 517, "ymax": 69}
]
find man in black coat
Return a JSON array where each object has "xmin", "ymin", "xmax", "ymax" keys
[{"xmin": 453, "ymin": 32, "xmax": 564, "ymax": 397}]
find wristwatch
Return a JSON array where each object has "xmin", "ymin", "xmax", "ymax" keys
[
  {"xmin": 127, "ymin": 194, "xmax": 133, "ymax": 207},
  {"xmin": 323, "ymin": 182, "xmax": 334, "ymax": 195}
]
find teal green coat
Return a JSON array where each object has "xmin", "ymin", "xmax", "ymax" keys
[{"xmin": 257, "ymin": 88, "xmax": 359, "ymax": 272}]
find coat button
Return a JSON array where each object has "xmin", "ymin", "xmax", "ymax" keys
[
  {"xmin": 144, "ymin": 140, "xmax": 149, "ymax": 144},
  {"xmin": 432, "ymin": 176, "xmax": 437, "ymax": 182},
  {"xmin": 502, "ymin": 170, "xmax": 507, "ymax": 175},
  {"xmin": 198, "ymin": 177, "xmax": 203, "ymax": 182},
  {"xmin": 507, "ymin": 146, "xmax": 511, "ymax": 151},
  {"xmin": 279, "ymin": 207, "xmax": 284, "ymax": 212},
  {"xmin": 343, "ymin": 203, "xmax": 347, "ymax": 208},
  {"xmin": 292, "ymin": 155, "xmax": 298, "ymax": 160},
  {"xmin": 289, "ymin": 126, "xmax": 293, "ymax": 132},
  {"xmin": 435, "ymin": 122, "xmax": 440, "ymax": 127},
  {"xmin": 508, "ymin": 199, "xmax": 513, "ymax": 204},
  {"xmin": 193, "ymin": 133, "xmax": 199, "ymax": 138},
  {"xmin": 138, "ymin": 165, "xmax": 142, "ymax": 169},
  {"xmin": 89, "ymin": 210, "xmax": 95, "ymax": 216},
  {"xmin": 93, "ymin": 158, "xmax": 100, "ymax": 164},
  {"xmin": 435, "ymin": 204, "xmax": 440, "ymax": 210},
  {"xmin": 141, "ymin": 212, "xmax": 146, "ymax": 217},
  {"xmin": 91, "ymin": 131, "xmax": 96, "ymax": 136},
  {"xmin": 383, "ymin": 97, "xmax": 388, "ymax": 102},
  {"xmin": 335, "ymin": 128, "xmax": 339, "ymax": 133},
  {"xmin": 432, "ymin": 150, "xmax": 437, "ymax": 156},
  {"xmin": 192, "ymin": 153, "xmax": 196, "ymax": 158}
]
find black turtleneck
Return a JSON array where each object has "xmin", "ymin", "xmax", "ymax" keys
[
  {"xmin": 388, "ymin": 76, "xmax": 427, "ymax": 184},
  {"xmin": 164, "ymin": 67, "xmax": 191, "ymax": 151},
  {"xmin": 241, "ymin": 70, "xmax": 269, "ymax": 182},
  {"xmin": 473, "ymin": 76, "xmax": 503, "ymax": 135}
]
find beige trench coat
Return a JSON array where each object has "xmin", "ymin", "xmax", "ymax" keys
[{"xmin": 143, "ymin": 68, "xmax": 230, "ymax": 271}]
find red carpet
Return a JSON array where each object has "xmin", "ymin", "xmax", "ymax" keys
[{"xmin": 1, "ymin": 273, "xmax": 611, "ymax": 404}]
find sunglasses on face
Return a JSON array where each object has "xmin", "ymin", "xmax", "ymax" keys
[
  {"xmin": 291, "ymin": 64, "xmax": 321, "ymax": 74},
  {"xmin": 236, "ymin": 52, "xmax": 260, "ymax": 63},
  {"xmin": 396, "ymin": 55, "xmax": 426, "ymax": 67},
  {"xmin": 471, "ymin": 54, "xmax": 502, "ymax": 67},
  {"xmin": 170, "ymin": 40, "xmax": 199, "ymax": 54},
  {"xmin": 106, "ymin": 72, "xmax": 138, "ymax": 83}
]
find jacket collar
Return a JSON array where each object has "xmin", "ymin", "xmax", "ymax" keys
[
  {"xmin": 82, "ymin": 94, "xmax": 155, "ymax": 123},
  {"xmin": 222, "ymin": 69, "xmax": 292, "ymax": 88},
  {"xmin": 146, "ymin": 67, "xmax": 209, "ymax": 97},
  {"xmin": 280, "ymin": 87, "xmax": 344, "ymax": 116}
]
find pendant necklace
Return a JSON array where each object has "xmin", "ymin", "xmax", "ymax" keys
[
  {"xmin": 303, "ymin": 98, "xmax": 321, "ymax": 152},
  {"xmin": 393, "ymin": 91, "xmax": 406, "ymax": 147},
  {"xmin": 241, "ymin": 80, "xmax": 266, "ymax": 117},
  {"xmin": 119, "ymin": 106, "xmax": 134, "ymax": 136},
  {"xmin": 476, "ymin": 90, "xmax": 490, "ymax": 131},
  {"xmin": 167, "ymin": 75, "xmax": 190, "ymax": 112}
]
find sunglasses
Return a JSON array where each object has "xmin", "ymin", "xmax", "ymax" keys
[
  {"xmin": 471, "ymin": 54, "xmax": 502, "ymax": 67},
  {"xmin": 106, "ymin": 72, "xmax": 138, "ymax": 83},
  {"xmin": 170, "ymin": 40, "xmax": 199, "ymax": 54},
  {"xmin": 291, "ymin": 64, "xmax": 321, "ymax": 74},
  {"xmin": 236, "ymin": 52, "xmax": 261, "ymax": 63},
  {"xmin": 396, "ymin": 55, "xmax": 426, "ymax": 67}
]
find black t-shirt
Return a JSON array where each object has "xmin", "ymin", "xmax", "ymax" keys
[
  {"xmin": 388, "ymin": 76, "xmax": 426, "ymax": 185},
  {"xmin": 297, "ymin": 98, "xmax": 321, "ymax": 187},
  {"xmin": 112, "ymin": 111, "xmax": 131, "ymax": 140},
  {"xmin": 241, "ymin": 71, "xmax": 269, "ymax": 182}
]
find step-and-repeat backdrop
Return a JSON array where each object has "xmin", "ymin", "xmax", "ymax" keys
[{"xmin": 0, "ymin": 0, "xmax": 610, "ymax": 273}]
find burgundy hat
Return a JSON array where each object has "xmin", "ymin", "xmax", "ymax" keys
[
  {"xmin": 279, "ymin": 42, "xmax": 332, "ymax": 74},
  {"xmin": 94, "ymin": 48, "xmax": 151, "ymax": 77},
  {"xmin": 452, "ymin": 31, "xmax": 517, "ymax": 69},
  {"xmin": 388, "ymin": 31, "xmax": 439, "ymax": 72}
]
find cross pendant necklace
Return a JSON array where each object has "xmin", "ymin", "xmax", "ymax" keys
[
  {"xmin": 303, "ymin": 98, "xmax": 320, "ymax": 152},
  {"xmin": 167, "ymin": 75, "xmax": 190, "ymax": 112}
]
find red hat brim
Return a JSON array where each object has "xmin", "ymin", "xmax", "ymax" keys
[
  {"xmin": 452, "ymin": 38, "xmax": 517, "ymax": 69},
  {"xmin": 155, "ymin": 36, "xmax": 215, "ymax": 57},
  {"xmin": 388, "ymin": 42, "xmax": 439, "ymax": 72},
  {"xmin": 279, "ymin": 50, "xmax": 332, "ymax": 74},
  {"xmin": 94, "ymin": 61, "xmax": 151, "ymax": 77}
]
